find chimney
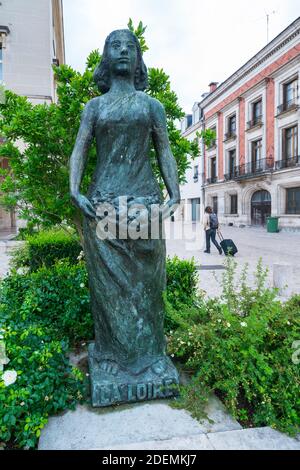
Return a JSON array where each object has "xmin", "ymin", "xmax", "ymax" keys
[{"xmin": 209, "ymin": 82, "xmax": 218, "ymax": 93}]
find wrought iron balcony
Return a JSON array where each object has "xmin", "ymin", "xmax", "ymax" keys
[
  {"xmin": 277, "ymin": 98, "xmax": 298, "ymax": 114},
  {"xmin": 274, "ymin": 156, "xmax": 300, "ymax": 170},
  {"xmin": 224, "ymin": 169, "xmax": 238, "ymax": 181},
  {"xmin": 247, "ymin": 115, "xmax": 263, "ymax": 130},
  {"xmin": 234, "ymin": 158, "xmax": 274, "ymax": 179},
  {"xmin": 224, "ymin": 131, "xmax": 236, "ymax": 141},
  {"xmin": 206, "ymin": 176, "xmax": 218, "ymax": 184}
]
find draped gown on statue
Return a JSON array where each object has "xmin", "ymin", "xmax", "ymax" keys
[{"xmin": 83, "ymin": 91, "xmax": 168, "ymax": 376}]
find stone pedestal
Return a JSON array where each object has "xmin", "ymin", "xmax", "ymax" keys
[{"xmin": 88, "ymin": 343, "xmax": 179, "ymax": 407}]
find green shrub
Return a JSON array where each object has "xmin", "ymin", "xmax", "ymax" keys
[
  {"xmin": 1, "ymin": 262, "xmax": 93, "ymax": 345},
  {"xmin": 0, "ymin": 262, "xmax": 91, "ymax": 449},
  {"xmin": 166, "ymin": 256, "xmax": 199, "ymax": 308},
  {"xmin": 0, "ymin": 326, "xmax": 86, "ymax": 449},
  {"xmin": 10, "ymin": 228, "xmax": 82, "ymax": 272},
  {"xmin": 9, "ymin": 243, "xmax": 30, "ymax": 271},
  {"xmin": 168, "ymin": 257, "xmax": 300, "ymax": 435}
]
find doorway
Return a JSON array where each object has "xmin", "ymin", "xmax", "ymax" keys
[{"xmin": 251, "ymin": 190, "xmax": 271, "ymax": 226}]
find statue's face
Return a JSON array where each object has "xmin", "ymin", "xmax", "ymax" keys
[{"xmin": 107, "ymin": 31, "xmax": 138, "ymax": 78}]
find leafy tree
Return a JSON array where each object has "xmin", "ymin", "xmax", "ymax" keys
[{"xmin": 0, "ymin": 20, "xmax": 203, "ymax": 241}]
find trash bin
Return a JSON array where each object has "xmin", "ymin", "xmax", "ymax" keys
[{"xmin": 267, "ymin": 216, "xmax": 279, "ymax": 233}]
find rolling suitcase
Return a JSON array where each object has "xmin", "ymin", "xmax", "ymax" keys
[{"xmin": 218, "ymin": 231, "xmax": 238, "ymax": 256}]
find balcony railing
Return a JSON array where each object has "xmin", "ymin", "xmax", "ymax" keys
[
  {"xmin": 234, "ymin": 158, "xmax": 274, "ymax": 179},
  {"xmin": 274, "ymin": 156, "xmax": 300, "ymax": 170},
  {"xmin": 247, "ymin": 115, "xmax": 263, "ymax": 130},
  {"xmin": 224, "ymin": 169, "xmax": 238, "ymax": 181},
  {"xmin": 277, "ymin": 98, "xmax": 298, "ymax": 114},
  {"xmin": 206, "ymin": 176, "xmax": 218, "ymax": 184},
  {"xmin": 224, "ymin": 131, "xmax": 236, "ymax": 141}
]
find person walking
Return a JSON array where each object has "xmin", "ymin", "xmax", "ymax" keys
[{"xmin": 203, "ymin": 206, "xmax": 222, "ymax": 254}]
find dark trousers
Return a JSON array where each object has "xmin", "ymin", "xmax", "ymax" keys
[{"xmin": 206, "ymin": 228, "xmax": 222, "ymax": 253}]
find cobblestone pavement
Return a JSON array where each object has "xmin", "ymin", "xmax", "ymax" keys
[{"xmin": 166, "ymin": 222, "xmax": 300, "ymax": 299}]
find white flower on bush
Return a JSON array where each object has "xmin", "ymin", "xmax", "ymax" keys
[
  {"xmin": 226, "ymin": 322, "xmax": 231, "ymax": 328},
  {"xmin": 77, "ymin": 251, "xmax": 84, "ymax": 261},
  {"xmin": 20, "ymin": 402, "xmax": 25, "ymax": 407},
  {"xmin": 2, "ymin": 370, "xmax": 17, "ymax": 387},
  {"xmin": 80, "ymin": 283, "xmax": 85, "ymax": 288},
  {"xmin": 16, "ymin": 267, "xmax": 29, "ymax": 275},
  {"xmin": 217, "ymin": 319, "xmax": 222, "ymax": 323},
  {"xmin": 287, "ymin": 321, "xmax": 291, "ymax": 326},
  {"xmin": 240, "ymin": 322, "xmax": 247, "ymax": 327}
]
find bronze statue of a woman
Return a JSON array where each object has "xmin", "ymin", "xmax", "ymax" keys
[{"xmin": 70, "ymin": 29, "xmax": 180, "ymax": 407}]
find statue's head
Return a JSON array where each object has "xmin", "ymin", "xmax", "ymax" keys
[{"xmin": 94, "ymin": 29, "xmax": 148, "ymax": 94}]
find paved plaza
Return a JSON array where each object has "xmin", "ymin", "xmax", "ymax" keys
[
  {"xmin": 166, "ymin": 222, "xmax": 300, "ymax": 299},
  {"xmin": 1, "ymin": 227, "xmax": 300, "ymax": 299}
]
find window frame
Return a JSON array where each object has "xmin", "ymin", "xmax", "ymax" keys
[
  {"xmin": 282, "ymin": 125, "xmax": 298, "ymax": 160},
  {"xmin": 228, "ymin": 114, "xmax": 237, "ymax": 135},
  {"xmin": 193, "ymin": 165, "xmax": 199, "ymax": 182},
  {"xmin": 286, "ymin": 187, "xmax": 300, "ymax": 215},
  {"xmin": 230, "ymin": 194, "xmax": 238, "ymax": 215},
  {"xmin": 212, "ymin": 196, "xmax": 218, "ymax": 215},
  {"xmin": 283, "ymin": 78, "xmax": 298, "ymax": 106},
  {"xmin": 210, "ymin": 156, "xmax": 217, "ymax": 179},
  {"xmin": 252, "ymin": 99, "xmax": 262, "ymax": 124},
  {"xmin": 228, "ymin": 149, "xmax": 236, "ymax": 176}
]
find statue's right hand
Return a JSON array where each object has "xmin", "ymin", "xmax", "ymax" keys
[{"xmin": 71, "ymin": 193, "xmax": 96, "ymax": 219}]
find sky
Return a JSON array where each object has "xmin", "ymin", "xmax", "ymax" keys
[{"xmin": 62, "ymin": 0, "xmax": 299, "ymax": 114}]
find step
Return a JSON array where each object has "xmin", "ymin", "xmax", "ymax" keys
[
  {"xmin": 103, "ymin": 427, "xmax": 300, "ymax": 451},
  {"xmin": 38, "ymin": 397, "xmax": 241, "ymax": 450}
]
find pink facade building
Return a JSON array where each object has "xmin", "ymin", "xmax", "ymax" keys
[{"xmin": 181, "ymin": 17, "xmax": 300, "ymax": 230}]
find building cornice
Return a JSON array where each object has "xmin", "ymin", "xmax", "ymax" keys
[
  {"xmin": 181, "ymin": 120, "xmax": 202, "ymax": 138},
  {"xmin": 200, "ymin": 17, "xmax": 300, "ymax": 109}
]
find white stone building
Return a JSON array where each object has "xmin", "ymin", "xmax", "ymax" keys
[
  {"xmin": 178, "ymin": 103, "xmax": 203, "ymax": 223},
  {"xmin": 181, "ymin": 18, "xmax": 300, "ymax": 231},
  {"xmin": 0, "ymin": 0, "xmax": 65, "ymax": 231}
]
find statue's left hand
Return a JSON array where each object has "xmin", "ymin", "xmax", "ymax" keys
[
  {"xmin": 160, "ymin": 198, "xmax": 180, "ymax": 220},
  {"xmin": 71, "ymin": 193, "xmax": 96, "ymax": 219}
]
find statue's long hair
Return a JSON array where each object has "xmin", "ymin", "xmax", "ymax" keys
[{"xmin": 93, "ymin": 30, "xmax": 148, "ymax": 94}]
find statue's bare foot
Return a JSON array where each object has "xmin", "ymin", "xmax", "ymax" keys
[
  {"xmin": 100, "ymin": 360, "xmax": 119, "ymax": 376},
  {"xmin": 151, "ymin": 358, "xmax": 167, "ymax": 375}
]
